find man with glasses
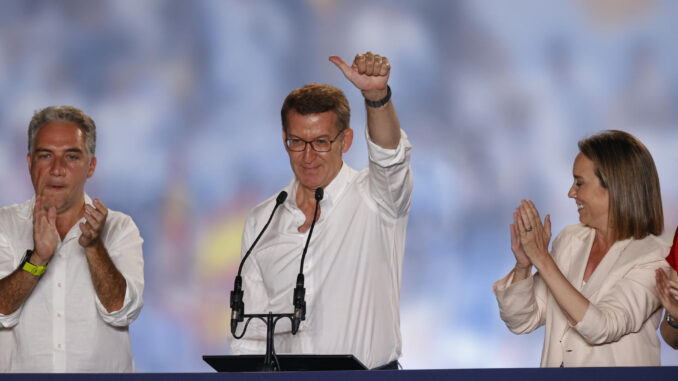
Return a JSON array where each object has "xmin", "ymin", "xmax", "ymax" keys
[{"xmin": 231, "ymin": 52, "xmax": 412, "ymax": 370}]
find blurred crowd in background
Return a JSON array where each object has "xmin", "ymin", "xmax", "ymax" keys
[{"xmin": 0, "ymin": 0, "xmax": 676, "ymax": 371}]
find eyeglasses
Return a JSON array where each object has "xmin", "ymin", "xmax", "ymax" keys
[{"xmin": 285, "ymin": 130, "xmax": 344, "ymax": 152}]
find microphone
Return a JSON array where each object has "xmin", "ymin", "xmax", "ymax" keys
[
  {"xmin": 230, "ymin": 191, "xmax": 288, "ymax": 335},
  {"xmin": 292, "ymin": 187, "xmax": 323, "ymax": 334}
]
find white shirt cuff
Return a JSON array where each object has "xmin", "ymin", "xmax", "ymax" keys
[{"xmin": 366, "ymin": 128, "xmax": 410, "ymax": 167}]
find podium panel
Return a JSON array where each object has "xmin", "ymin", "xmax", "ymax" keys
[{"xmin": 203, "ymin": 354, "xmax": 367, "ymax": 372}]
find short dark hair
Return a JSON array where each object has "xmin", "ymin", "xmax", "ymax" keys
[
  {"xmin": 578, "ymin": 130, "xmax": 663, "ymax": 240},
  {"xmin": 281, "ymin": 83, "xmax": 350, "ymax": 132},
  {"xmin": 28, "ymin": 106, "xmax": 96, "ymax": 158}
]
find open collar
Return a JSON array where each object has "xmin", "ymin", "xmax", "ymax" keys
[
  {"xmin": 283, "ymin": 162, "xmax": 352, "ymax": 221},
  {"xmin": 570, "ymin": 226, "xmax": 633, "ymax": 298},
  {"xmin": 23, "ymin": 193, "xmax": 95, "ymax": 242}
]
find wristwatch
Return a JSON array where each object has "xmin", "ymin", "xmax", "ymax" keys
[
  {"xmin": 667, "ymin": 313, "xmax": 678, "ymax": 329},
  {"xmin": 20, "ymin": 250, "xmax": 47, "ymax": 277},
  {"xmin": 364, "ymin": 86, "xmax": 392, "ymax": 108}
]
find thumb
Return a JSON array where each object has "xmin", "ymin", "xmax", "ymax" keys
[
  {"xmin": 544, "ymin": 214, "xmax": 552, "ymax": 240},
  {"xmin": 329, "ymin": 56, "xmax": 353, "ymax": 78},
  {"xmin": 47, "ymin": 206, "xmax": 57, "ymax": 226}
]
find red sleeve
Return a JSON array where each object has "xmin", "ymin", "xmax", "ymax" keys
[{"xmin": 667, "ymin": 226, "xmax": 678, "ymax": 271}]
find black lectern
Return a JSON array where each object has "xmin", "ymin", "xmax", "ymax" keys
[{"xmin": 203, "ymin": 354, "xmax": 367, "ymax": 372}]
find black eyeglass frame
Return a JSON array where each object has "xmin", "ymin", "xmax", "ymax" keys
[{"xmin": 285, "ymin": 130, "xmax": 345, "ymax": 152}]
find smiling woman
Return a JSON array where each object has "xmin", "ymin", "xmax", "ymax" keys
[
  {"xmin": 576, "ymin": 131, "xmax": 664, "ymax": 241},
  {"xmin": 493, "ymin": 130, "xmax": 670, "ymax": 367},
  {"xmin": 567, "ymin": 153, "xmax": 609, "ymax": 235}
]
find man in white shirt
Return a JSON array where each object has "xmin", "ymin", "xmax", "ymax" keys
[
  {"xmin": 0, "ymin": 106, "xmax": 144, "ymax": 372},
  {"xmin": 230, "ymin": 52, "xmax": 413, "ymax": 369}
]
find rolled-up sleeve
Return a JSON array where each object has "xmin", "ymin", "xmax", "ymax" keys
[
  {"xmin": 573, "ymin": 257, "xmax": 667, "ymax": 344},
  {"xmin": 366, "ymin": 128, "xmax": 413, "ymax": 219},
  {"xmin": 493, "ymin": 228, "xmax": 570, "ymax": 335},
  {"xmin": 0, "ymin": 309, "xmax": 21, "ymax": 328},
  {"xmin": 0, "ymin": 235, "xmax": 22, "ymax": 328},
  {"xmin": 493, "ymin": 270, "xmax": 547, "ymax": 334},
  {"xmin": 94, "ymin": 215, "xmax": 144, "ymax": 327}
]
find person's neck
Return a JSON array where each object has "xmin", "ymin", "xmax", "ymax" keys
[
  {"xmin": 55, "ymin": 200, "xmax": 86, "ymax": 240},
  {"xmin": 593, "ymin": 226, "xmax": 615, "ymax": 252},
  {"xmin": 295, "ymin": 163, "xmax": 343, "ymax": 208},
  {"xmin": 295, "ymin": 184, "xmax": 324, "ymax": 234},
  {"xmin": 296, "ymin": 184, "xmax": 319, "ymax": 212}
]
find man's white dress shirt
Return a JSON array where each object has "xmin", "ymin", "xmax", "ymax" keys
[
  {"xmin": 230, "ymin": 129, "xmax": 413, "ymax": 369},
  {"xmin": 0, "ymin": 195, "xmax": 144, "ymax": 372}
]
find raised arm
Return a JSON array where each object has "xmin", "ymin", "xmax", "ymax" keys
[
  {"xmin": 0, "ymin": 196, "xmax": 57, "ymax": 318},
  {"xmin": 330, "ymin": 52, "xmax": 400, "ymax": 149},
  {"xmin": 79, "ymin": 199, "xmax": 126, "ymax": 313},
  {"xmin": 516, "ymin": 199, "xmax": 588, "ymax": 325},
  {"xmin": 492, "ymin": 207, "xmax": 550, "ymax": 334}
]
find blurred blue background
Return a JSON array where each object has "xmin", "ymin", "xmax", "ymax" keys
[{"xmin": 0, "ymin": 0, "xmax": 677, "ymax": 371}]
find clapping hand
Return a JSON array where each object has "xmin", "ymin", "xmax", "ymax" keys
[
  {"xmin": 32, "ymin": 195, "xmax": 58, "ymax": 265},
  {"xmin": 515, "ymin": 200, "xmax": 552, "ymax": 266},
  {"xmin": 79, "ymin": 199, "xmax": 108, "ymax": 248},
  {"xmin": 511, "ymin": 209, "xmax": 532, "ymax": 270},
  {"xmin": 656, "ymin": 267, "xmax": 678, "ymax": 317}
]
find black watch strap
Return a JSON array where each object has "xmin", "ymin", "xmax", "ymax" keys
[
  {"xmin": 667, "ymin": 313, "xmax": 678, "ymax": 329},
  {"xmin": 365, "ymin": 86, "xmax": 391, "ymax": 108}
]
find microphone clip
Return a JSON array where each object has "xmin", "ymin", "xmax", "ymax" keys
[
  {"xmin": 292, "ymin": 274, "xmax": 306, "ymax": 334},
  {"xmin": 230, "ymin": 276, "xmax": 244, "ymax": 335}
]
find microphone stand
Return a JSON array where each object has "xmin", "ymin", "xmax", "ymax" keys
[
  {"xmin": 232, "ymin": 311, "xmax": 296, "ymax": 371},
  {"xmin": 231, "ymin": 188, "xmax": 323, "ymax": 372}
]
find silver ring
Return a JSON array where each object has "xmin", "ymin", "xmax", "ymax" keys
[{"xmin": 526, "ymin": 227, "xmax": 533, "ymax": 232}]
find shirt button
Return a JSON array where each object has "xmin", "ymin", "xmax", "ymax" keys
[
  {"xmin": 57, "ymin": 313, "xmax": 62, "ymax": 318},
  {"xmin": 57, "ymin": 282, "xmax": 62, "ymax": 288},
  {"xmin": 58, "ymin": 253, "xmax": 63, "ymax": 258},
  {"xmin": 303, "ymin": 264, "xmax": 310, "ymax": 271},
  {"xmin": 57, "ymin": 344, "xmax": 62, "ymax": 349}
]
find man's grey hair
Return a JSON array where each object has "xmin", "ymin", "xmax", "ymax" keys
[{"xmin": 28, "ymin": 106, "xmax": 97, "ymax": 158}]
